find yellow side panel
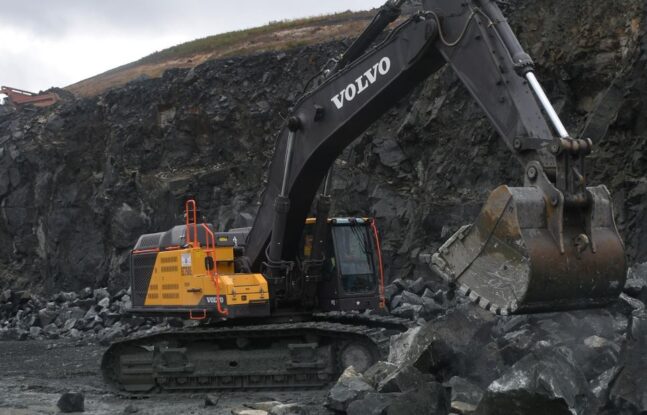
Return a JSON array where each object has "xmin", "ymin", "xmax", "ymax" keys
[
  {"xmin": 230, "ymin": 274, "xmax": 264, "ymax": 287},
  {"xmin": 144, "ymin": 248, "xmax": 268, "ymax": 308},
  {"xmin": 145, "ymin": 248, "xmax": 209, "ymax": 307},
  {"xmin": 215, "ymin": 246, "xmax": 234, "ymax": 261},
  {"xmin": 215, "ymin": 246, "xmax": 234, "ymax": 274},
  {"xmin": 219, "ymin": 274, "xmax": 269, "ymax": 305}
]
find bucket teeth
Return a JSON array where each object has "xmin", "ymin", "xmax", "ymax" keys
[{"xmin": 431, "ymin": 185, "xmax": 627, "ymax": 315}]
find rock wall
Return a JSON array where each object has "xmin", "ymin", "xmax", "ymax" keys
[{"xmin": 0, "ymin": 0, "xmax": 645, "ymax": 293}]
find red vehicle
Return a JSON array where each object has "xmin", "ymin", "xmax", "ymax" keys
[{"xmin": 0, "ymin": 85, "xmax": 59, "ymax": 108}]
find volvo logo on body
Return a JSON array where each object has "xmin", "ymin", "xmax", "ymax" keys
[{"xmin": 331, "ymin": 56, "xmax": 391, "ymax": 110}]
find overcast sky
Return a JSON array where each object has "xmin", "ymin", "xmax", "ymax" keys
[{"xmin": 0, "ymin": 0, "xmax": 384, "ymax": 94}]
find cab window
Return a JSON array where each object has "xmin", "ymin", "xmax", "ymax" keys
[{"xmin": 332, "ymin": 225, "xmax": 376, "ymax": 294}]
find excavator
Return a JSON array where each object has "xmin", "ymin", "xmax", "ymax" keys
[{"xmin": 101, "ymin": 0, "xmax": 627, "ymax": 392}]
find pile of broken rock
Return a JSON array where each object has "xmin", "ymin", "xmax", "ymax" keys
[
  {"xmin": 327, "ymin": 264, "xmax": 647, "ymax": 415},
  {"xmin": 1, "ymin": 265, "xmax": 647, "ymax": 415},
  {"xmin": 384, "ymin": 274, "xmax": 464, "ymax": 323},
  {"xmin": 0, "ymin": 287, "xmax": 172, "ymax": 344}
]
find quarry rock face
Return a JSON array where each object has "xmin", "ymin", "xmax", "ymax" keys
[
  {"xmin": 0, "ymin": 0, "xmax": 644, "ymax": 295},
  {"xmin": 0, "ymin": 0, "xmax": 646, "ymax": 414}
]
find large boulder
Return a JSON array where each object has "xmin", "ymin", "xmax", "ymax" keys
[
  {"xmin": 607, "ymin": 311, "xmax": 647, "ymax": 413},
  {"xmin": 325, "ymin": 366, "xmax": 374, "ymax": 412},
  {"xmin": 493, "ymin": 307, "xmax": 628, "ymax": 383},
  {"xmin": 57, "ymin": 391, "xmax": 84, "ymax": 413},
  {"xmin": 446, "ymin": 376, "xmax": 483, "ymax": 414},
  {"xmin": 387, "ymin": 325, "xmax": 431, "ymax": 368},
  {"xmin": 377, "ymin": 364, "xmax": 433, "ymax": 393},
  {"xmin": 388, "ymin": 305, "xmax": 499, "ymax": 387},
  {"xmin": 347, "ymin": 382, "xmax": 449, "ymax": 415},
  {"xmin": 363, "ymin": 361, "xmax": 398, "ymax": 388},
  {"xmin": 385, "ymin": 382, "xmax": 448, "ymax": 415},
  {"xmin": 624, "ymin": 263, "xmax": 647, "ymax": 304},
  {"xmin": 476, "ymin": 349, "xmax": 597, "ymax": 415},
  {"xmin": 347, "ymin": 392, "xmax": 398, "ymax": 415}
]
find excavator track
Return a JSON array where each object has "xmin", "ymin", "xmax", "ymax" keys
[
  {"xmin": 102, "ymin": 315, "xmax": 409, "ymax": 393},
  {"xmin": 313, "ymin": 311, "xmax": 415, "ymax": 331}
]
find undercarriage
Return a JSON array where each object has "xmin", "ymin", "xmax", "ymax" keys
[{"xmin": 102, "ymin": 314, "xmax": 409, "ymax": 393}]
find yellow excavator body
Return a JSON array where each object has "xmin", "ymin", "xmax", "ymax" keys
[{"xmin": 133, "ymin": 245, "xmax": 270, "ymax": 318}]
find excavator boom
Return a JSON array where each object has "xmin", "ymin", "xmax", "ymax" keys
[{"xmin": 245, "ymin": 0, "xmax": 626, "ymax": 313}]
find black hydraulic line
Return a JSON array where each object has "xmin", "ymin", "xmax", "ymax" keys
[
  {"xmin": 310, "ymin": 166, "xmax": 334, "ymax": 263},
  {"xmin": 422, "ymin": 0, "xmax": 556, "ymax": 168},
  {"xmin": 474, "ymin": 0, "xmax": 534, "ymax": 74},
  {"xmin": 335, "ymin": 0, "xmax": 406, "ymax": 71},
  {"xmin": 266, "ymin": 117, "xmax": 301, "ymax": 285},
  {"xmin": 301, "ymin": 0, "xmax": 405, "ymax": 96}
]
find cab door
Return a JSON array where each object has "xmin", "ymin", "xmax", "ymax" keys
[{"xmin": 317, "ymin": 221, "xmax": 380, "ymax": 312}]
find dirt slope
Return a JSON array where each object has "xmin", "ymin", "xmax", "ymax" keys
[{"xmin": 64, "ymin": 12, "xmax": 377, "ymax": 97}]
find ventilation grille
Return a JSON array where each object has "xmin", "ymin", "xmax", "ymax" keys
[
  {"xmin": 162, "ymin": 293, "xmax": 180, "ymax": 299},
  {"xmin": 131, "ymin": 253, "xmax": 158, "ymax": 306}
]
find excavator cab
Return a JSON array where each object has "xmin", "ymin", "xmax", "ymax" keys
[
  {"xmin": 128, "ymin": 202, "xmax": 385, "ymax": 319},
  {"xmin": 301, "ymin": 218, "xmax": 384, "ymax": 312}
]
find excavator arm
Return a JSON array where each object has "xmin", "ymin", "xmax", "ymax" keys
[
  {"xmin": 245, "ymin": 0, "xmax": 626, "ymax": 314},
  {"xmin": 245, "ymin": 8, "xmax": 442, "ymax": 270}
]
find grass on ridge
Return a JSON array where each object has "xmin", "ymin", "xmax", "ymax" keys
[{"xmin": 138, "ymin": 10, "xmax": 370, "ymax": 65}]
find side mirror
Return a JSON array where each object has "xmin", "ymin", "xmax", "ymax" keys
[{"xmin": 205, "ymin": 256, "xmax": 215, "ymax": 271}]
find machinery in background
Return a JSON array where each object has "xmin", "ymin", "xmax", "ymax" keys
[{"xmin": 0, "ymin": 86, "xmax": 60, "ymax": 108}]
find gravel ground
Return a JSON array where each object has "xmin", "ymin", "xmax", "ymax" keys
[{"xmin": 0, "ymin": 339, "xmax": 332, "ymax": 415}]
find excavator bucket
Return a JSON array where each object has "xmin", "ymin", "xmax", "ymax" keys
[{"xmin": 431, "ymin": 185, "xmax": 627, "ymax": 315}]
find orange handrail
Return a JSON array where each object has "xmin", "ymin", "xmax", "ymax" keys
[
  {"xmin": 370, "ymin": 219, "xmax": 386, "ymax": 309},
  {"xmin": 132, "ymin": 247, "xmax": 160, "ymax": 254},
  {"xmin": 202, "ymin": 223, "xmax": 228, "ymax": 316},
  {"xmin": 184, "ymin": 199, "xmax": 199, "ymax": 248}
]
